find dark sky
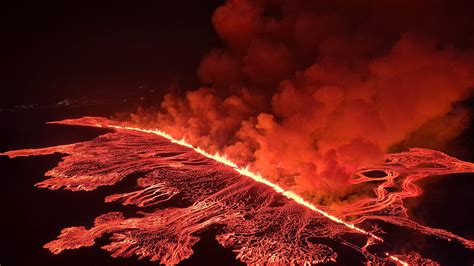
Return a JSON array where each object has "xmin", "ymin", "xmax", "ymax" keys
[
  {"xmin": 2, "ymin": 1, "xmax": 224, "ymax": 106},
  {"xmin": 1, "ymin": 2, "xmax": 474, "ymax": 265}
]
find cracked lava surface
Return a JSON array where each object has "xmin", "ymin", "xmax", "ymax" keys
[{"xmin": 2, "ymin": 117, "xmax": 474, "ymax": 265}]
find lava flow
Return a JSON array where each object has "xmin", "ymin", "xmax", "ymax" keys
[
  {"xmin": 2, "ymin": 116, "xmax": 474, "ymax": 265},
  {"xmin": 106, "ymin": 123, "xmax": 383, "ymax": 242}
]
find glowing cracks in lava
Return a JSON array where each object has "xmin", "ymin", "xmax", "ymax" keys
[
  {"xmin": 107, "ymin": 124, "xmax": 383, "ymax": 242},
  {"xmin": 11, "ymin": 117, "xmax": 469, "ymax": 264},
  {"xmin": 387, "ymin": 253, "xmax": 409, "ymax": 266}
]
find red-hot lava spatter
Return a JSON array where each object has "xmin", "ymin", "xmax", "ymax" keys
[{"xmin": 2, "ymin": 117, "xmax": 474, "ymax": 265}]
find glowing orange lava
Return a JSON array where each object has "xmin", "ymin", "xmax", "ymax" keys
[
  {"xmin": 387, "ymin": 253, "xmax": 409, "ymax": 266},
  {"xmin": 2, "ymin": 116, "xmax": 473, "ymax": 265},
  {"xmin": 107, "ymin": 123, "xmax": 383, "ymax": 242}
]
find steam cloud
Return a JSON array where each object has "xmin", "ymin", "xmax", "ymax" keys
[{"xmin": 125, "ymin": 0, "xmax": 474, "ymax": 198}]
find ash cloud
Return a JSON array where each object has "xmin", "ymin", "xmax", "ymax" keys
[{"xmin": 125, "ymin": 0, "xmax": 474, "ymax": 197}]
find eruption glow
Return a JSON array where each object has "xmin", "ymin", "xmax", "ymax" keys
[
  {"xmin": 4, "ymin": 1, "xmax": 474, "ymax": 264},
  {"xmin": 2, "ymin": 116, "xmax": 473, "ymax": 265},
  {"xmin": 107, "ymin": 124, "xmax": 383, "ymax": 242}
]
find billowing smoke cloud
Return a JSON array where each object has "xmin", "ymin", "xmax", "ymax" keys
[{"xmin": 125, "ymin": 0, "xmax": 474, "ymax": 197}]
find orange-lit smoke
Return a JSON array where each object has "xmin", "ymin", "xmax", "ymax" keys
[{"xmin": 125, "ymin": 0, "xmax": 474, "ymax": 196}]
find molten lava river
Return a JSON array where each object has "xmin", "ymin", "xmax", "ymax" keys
[{"xmin": 2, "ymin": 117, "xmax": 474, "ymax": 265}]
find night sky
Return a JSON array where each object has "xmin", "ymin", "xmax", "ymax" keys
[
  {"xmin": 1, "ymin": 2, "xmax": 234, "ymax": 265},
  {"xmin": 2, "ymin": 1, "xmax": 474, "ymax": 265},
  {"xmin": 2, "ymin": 1, "xmax": 223, "ymax": 107}
]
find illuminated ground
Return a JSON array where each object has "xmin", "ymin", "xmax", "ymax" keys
[{"xmin": 2, "ymin": 117, "xmax": 474, "ymax": 265}]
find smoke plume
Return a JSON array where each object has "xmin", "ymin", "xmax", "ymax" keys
[{"xmin": 125, "ymin": 0, "xmax": 474, "ymax": 198}]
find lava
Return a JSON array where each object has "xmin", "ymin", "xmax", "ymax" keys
[
  {"xmin": 2, "ymin": 116, "xmax": 474, "ymax": 265},
  {"xmin": 106, "ymin": 124, "xmax": 383, "ymax": 242},
  {"xmin": 388, "ymin": 254, "xmax": 409, "ymax": 266}
]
